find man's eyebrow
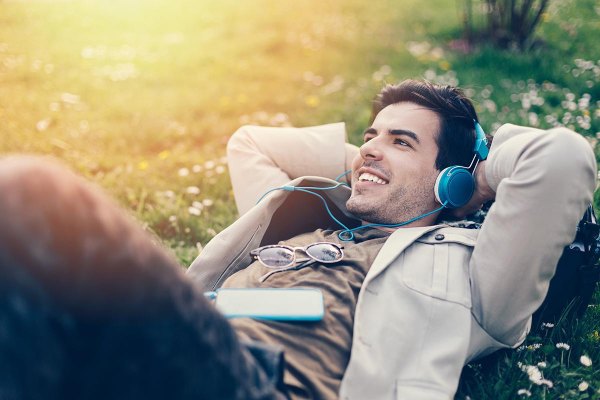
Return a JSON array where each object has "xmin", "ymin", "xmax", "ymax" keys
[
  {"xmin": 362, "ymin": 128, "xmax": 421, "ymax": 144},
  {"xmin": 363, "ymin": 127, "xmax": 377, "ymax": 136},
  {"xmin": 390, "ymin": 129, "xmax": 420, "ymax": 144}
]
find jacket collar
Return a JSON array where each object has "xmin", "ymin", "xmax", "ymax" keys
[{"xmin": 364, "ymin": 224, "xmax": 445, "ymax": 285}]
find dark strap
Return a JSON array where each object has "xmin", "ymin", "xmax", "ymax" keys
[
  {"xmin": 240, "ymin": 340, "xmax": 289, "ymax": 400},
  {"xmin": 531, "ymin": 204, "xmax": 600, "ymax": 330}
]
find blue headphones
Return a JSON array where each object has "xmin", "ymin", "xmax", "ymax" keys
[{"xmin": 433, "ymin": 120, "xmax": 488, "ymax": 209}]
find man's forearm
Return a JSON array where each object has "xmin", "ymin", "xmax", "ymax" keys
[
  {"xmin": 227, "ymin": 123, "xmax": 349, "ymax": 215},
  {"xmin": 469, "ymin": 124, "xmax": 597, "ymax": 345}
]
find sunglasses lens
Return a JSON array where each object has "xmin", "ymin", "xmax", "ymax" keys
[
  {"xmin": 306, "ymin": 243, "xmax": 343, "ymax": 263},
  {"xmin": 258, "ymin": 247, "xmax": 294, "ymax": 268}
]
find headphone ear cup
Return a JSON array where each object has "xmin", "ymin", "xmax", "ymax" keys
[{"xmin": 434, "ymin": 166, "xmax": 475, "ymax": 209}]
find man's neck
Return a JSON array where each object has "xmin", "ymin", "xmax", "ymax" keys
[{"xmin": 360, "ymin": 214, "xmax": 439, "ymax": 233}]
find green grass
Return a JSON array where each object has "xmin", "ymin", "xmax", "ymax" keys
[{"xmin": 1, "ymin": 0, "xmax": 599, "ymax": 397}]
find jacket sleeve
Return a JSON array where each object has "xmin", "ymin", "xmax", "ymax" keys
[
  {"xmin": 226, "ymin": 123, "xmax": 359, "ymax": 215},
  {"xmin": 470, "ymin": 124, "xmax": 597, "ymax": 345}
]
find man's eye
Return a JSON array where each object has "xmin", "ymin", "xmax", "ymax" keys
[
  {"xmin": 363, "ymin": 136, "xmax": 373, "ymax": 143},
  {"xmin": 395, "ymin": 139, "xmax": 410, "ymax": 147}
]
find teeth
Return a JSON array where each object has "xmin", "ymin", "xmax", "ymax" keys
[{"xmin": 358, "ymin": 172, "xmax": 388, "ymax": 184}]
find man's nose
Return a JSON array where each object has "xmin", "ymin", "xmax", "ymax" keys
[{"xmin": 359, "ymin": 138, "xmax": 384, "ymax": 161}]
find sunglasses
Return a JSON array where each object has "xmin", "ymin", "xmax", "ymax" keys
[{"xmin": 250, "ymin": 242, "xmax": 344, "ymax": 269}]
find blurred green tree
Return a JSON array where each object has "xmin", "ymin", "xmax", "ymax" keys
[{"xmin": 461, "ymin": 0, "xmax": 550, "ymax": 50}]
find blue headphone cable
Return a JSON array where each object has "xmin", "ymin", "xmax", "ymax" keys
[
  {"xmin": 334, "ymin": 169, "xmax": 352, "ymax": 183},
  {"xmin": 257, "ymin": 183, "xmax": 446, "ymax": 241}
]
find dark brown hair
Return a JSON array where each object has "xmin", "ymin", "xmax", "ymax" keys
[{"xmin": 372, "ymin": 80, "xmax": 482, "ymax": 171}]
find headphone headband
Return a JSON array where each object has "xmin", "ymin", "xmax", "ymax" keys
[
  {"xmin": 473, "ymin": 120, "xmax": 489, "ymax": 161},
  {"xmin": 434, "ymin": 120, "xmax": 488, "ymax": 209}
]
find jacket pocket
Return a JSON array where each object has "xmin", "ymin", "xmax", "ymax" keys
[{"xmin": 401, "ymin": 234, "xmax": 475, "ymax": 308}]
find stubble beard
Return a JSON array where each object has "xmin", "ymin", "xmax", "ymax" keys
[{"xmin": 346, "ymin": 180, "xmax": 437, "ymax": 225}]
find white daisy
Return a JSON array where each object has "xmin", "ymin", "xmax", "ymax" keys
[
  {"xmin": 580, "ymin": 355, "xmax": 592, "ymax": 367},
  {"xmin": 517, "ymin": 389, "xmax": 532, "ymax": 397},
  {"xmin": 579, "ymin": 381, "xmax": 589, "ymax": 391},
  {"xmin": 555, "ymin": 342, "xmax": 570, "ymax": 350}
]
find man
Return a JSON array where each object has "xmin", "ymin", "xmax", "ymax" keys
[
  {"xmin": 0, "ymin": 80, "xmax": 595, "ymax": 400},
  {"xmin": 188, "ymin": 80, "xmax": 596, "ymax": 399}
]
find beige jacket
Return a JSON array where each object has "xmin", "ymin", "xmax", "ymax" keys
[{"xmin": 188, "ymin": 123, "xmax": 596, "ymax": 399}]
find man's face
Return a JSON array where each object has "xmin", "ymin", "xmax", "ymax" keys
[{"xmin": 346, "ymin": 102, "xmax": 442, "ymax": 225}]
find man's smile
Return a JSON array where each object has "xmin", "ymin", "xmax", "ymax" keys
[
  {"xmin": 358, "ymin": 172, "xmax": 388, "ymax": 184},
  {"xmin": 355, "ymin": 166, "xmax": 389, "ymax": 186}
]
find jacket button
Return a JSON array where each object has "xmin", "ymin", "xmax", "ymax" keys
[{"xmin": 434, "ymin": 234, "xmax": 445, "ymax": 241}]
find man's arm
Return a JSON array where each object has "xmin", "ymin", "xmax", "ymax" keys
[
  {"xmin": 468, "ymin": 124, "xmax": 597, "ymax": 345},
  {"xmin": 226, "ymin": 123, "xmax": 359, "ymax": 215}
]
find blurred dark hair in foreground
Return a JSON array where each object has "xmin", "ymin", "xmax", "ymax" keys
[{"xmin": 0, "ymin": 156, "xmax": 260, "ymax": 400}]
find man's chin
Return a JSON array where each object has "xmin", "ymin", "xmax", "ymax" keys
[
  {"xmin": 346, "ymin": 198, "xmax": 378, "ymax": 222},
  {"xmin": 346, "ymin": 195, "xmax": 407, "ymax": 225}
]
